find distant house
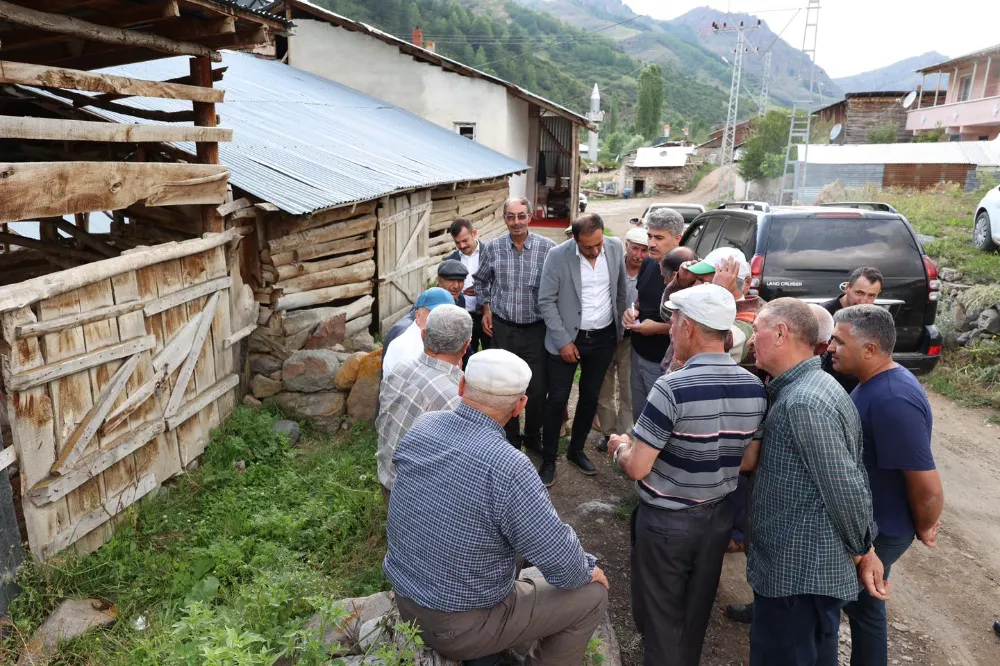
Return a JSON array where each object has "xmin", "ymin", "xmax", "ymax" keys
[
  {"xmin": 908, "ymin": 44, "xmax": 1000, "ymax": 141},
  {"xmin": 697, "ymin": 119, "xmax": 753, "ymax": 164},
  {"xmin": 617, "ymin": 146, "xmax": 698, "ymax": 195},
  {"xmin": 814, "ymin": 91, "xmax": 939, "ymax": 144},
  {"xmin": 260, "ymin": 0, "xmax": 594, "ymax": 231}
]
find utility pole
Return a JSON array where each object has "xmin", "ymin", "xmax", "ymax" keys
[
  {"xmin": 714, "ymin": 19, "xmax": 760, "ymax": 202},
  {"xmin": 587, "ymin": 84, "xmax": 602, "ymax": 162},
  {"xmin": 758, "ymin": 51, "xmax": 772, "ymax": 117},
  {"xmin": 780, "ymin": 0, "xmax": 821, "ymax": 205}
]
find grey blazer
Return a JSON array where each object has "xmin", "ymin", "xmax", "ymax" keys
[{"xmin": 538, "ymin": 236, "xmax": 628, "ymax": 356}]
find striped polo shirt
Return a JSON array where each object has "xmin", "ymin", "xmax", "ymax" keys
[{"xmin": 632, "ymin": 352, "xmax": 767, "ymax": 510}]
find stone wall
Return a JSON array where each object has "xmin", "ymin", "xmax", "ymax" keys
[
  {"xmin": 623, "ymin": 164, "xmax": 696, "ymax": 195},
  {"xmin": 942, "ymin": 280, "xmax": 1000, "ymax": 347}
]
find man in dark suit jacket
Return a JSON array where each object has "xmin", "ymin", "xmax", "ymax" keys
[
  {"xmin": 537, "ymin": 213, "xmax": 628, "ymax": 487},
  {"xmin": 447, "ymin": 218, "xmax": 491, "ymax": 368}
]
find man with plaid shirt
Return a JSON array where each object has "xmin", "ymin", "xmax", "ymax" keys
[{"xmin": 375, "ymin": 305, "xmax": 471, "ymax": 497}]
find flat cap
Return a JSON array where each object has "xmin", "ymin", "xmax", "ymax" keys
[
  {"xmin": 437, "ymin": 259, "xmax": 469, "ymax": 280},
  {"xmin": 465, "ymin": 349, "xmax": 531, "ymax": 396}
]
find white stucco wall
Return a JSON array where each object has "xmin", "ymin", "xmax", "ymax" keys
[{"xmin": 288, "ymin": 19, "xmax": 529, "ymax": 196}]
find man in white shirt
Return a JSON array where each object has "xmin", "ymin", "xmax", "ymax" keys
[
  {"xmin": 381, "ymin": 287, "xmax": 456, "ymax": 376},
  {"xmin": 448, "ymin": 218, "xmax": 490, "ymax": 367},
  {"xmin": 537, "ymin": 213, "xmax": 627, "ymax": 487}
]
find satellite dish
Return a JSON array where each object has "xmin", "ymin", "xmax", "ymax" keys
[
  {"xmin": 902, "ymin": 91, "xmax": 918, "ymax": 109},
  {"xmin": 830, "ymin": 124, "xmax": 842, "ymax": 141}
]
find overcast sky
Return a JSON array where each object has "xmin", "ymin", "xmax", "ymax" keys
[{"xmin": 623, "ymin": 0, "xmax": 995, "ymax": 79}]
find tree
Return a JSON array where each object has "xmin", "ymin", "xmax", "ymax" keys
[
  {"xmin": 867, "ymin": 122, "xmax": 899, "ymax": 144},
  {"xmin": 605, "ymin": 93, "xmax": 620, "ymax": 135},
  {"xmin": 635, "ymin": 64, "xmax": 665, "ymax": 141},
  {"xmin": 738, "ymin": 110, "xmax": 792, "ymax": 182},
  {"xmin": 472, "ymin": 46, "xmax": 489, "ymax": 71},
  {"xmin": 604, "ymin": 131, "xmax": 626, "ymax": 159}
]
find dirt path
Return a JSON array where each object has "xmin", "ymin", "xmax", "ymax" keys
[{"xmin": 542, "ymin": 388, "xmax": 1000, "ymax": 665}]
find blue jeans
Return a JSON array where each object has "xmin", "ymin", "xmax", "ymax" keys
[
  {"xmin": 750, "ymin": 593, "xmax": 844, "ymax": 666},
  {"xmin": 843, "ymin": 533, "xmax": 913, "ymax": 666}
]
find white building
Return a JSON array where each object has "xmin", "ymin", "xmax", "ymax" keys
[{"xmin": 266, "ymin": 0, "xmax": 593, "ymax": 232}]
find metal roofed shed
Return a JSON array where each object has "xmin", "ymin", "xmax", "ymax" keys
[{"xmin": 788, "ymin": 141, "xmax": 1000, "ymax": 203}]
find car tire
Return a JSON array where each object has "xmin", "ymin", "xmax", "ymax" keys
[{"xmin": 974, "ymin": 211, "xmax": 998, "ymax": 251}]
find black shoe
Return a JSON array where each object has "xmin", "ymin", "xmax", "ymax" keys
[
  {"xmin": 994, "ymin": 620, "xmax": 1000, "ymax": 637},
  {"xmin": 567, "ymin": 452, "xmax": 597, "ymax": 475},
  {"xmin": 538, "ymin": 461, "xmax": 556, "ymax": 487},
  {"xmin": 522, "ymin": 435, "xmax": 544, "ymax": 456},
  {"xmin": 596, "ymin": 436, "xmax": 609, "ymax": 453},
  {"xmin": 727, "ymin": 602, "xmax": 753, "ymax": 624}
]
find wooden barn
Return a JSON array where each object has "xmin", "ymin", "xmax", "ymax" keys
[{"xmin": 0, "ymin": 1, "xmax": 290, "ymax": 566}]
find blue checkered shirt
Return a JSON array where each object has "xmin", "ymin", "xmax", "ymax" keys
[
  {"xmin": 747, "ymin": 356, "xmax": 876, "ymax": 602},
  {"xmin": 473, "ymin": 232, "xmax": 555, "ymax": 324},
  {"xmin": 384, "ymin": 404, "xmax": 597, "ymax": 612}
]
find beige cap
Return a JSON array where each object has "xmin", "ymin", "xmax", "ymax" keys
[
  {"xmin": 625, "ymin": 227, "xmax": 649, "ymax": 246},
  {"xmin": 663, "ymin": 283, "xmax": 737, "ymax": 332},
  {"xmin": 465, "ymin": 349, "xmax": 532, "ymax": 396}
]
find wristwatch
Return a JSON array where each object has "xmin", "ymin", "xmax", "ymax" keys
[{"xmin": 613, "ymin": 442, "xmax": 624, "ymax": 467}]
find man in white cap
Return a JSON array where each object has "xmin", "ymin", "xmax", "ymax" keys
[
  {"xmin": 606, "ymin": 283, "xmax": 767, "ymax": 666},
  {"xmin": 596, "ymin": 225, "xmax": 649, "ymax": 452},
  {"xmin": 385, "ymin": 348, "xmax": 609, "ymax": 666}
]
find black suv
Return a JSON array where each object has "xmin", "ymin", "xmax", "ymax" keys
[{"xmin": 681, "ymin": 203, "xmax": 942, "ymax": 376}]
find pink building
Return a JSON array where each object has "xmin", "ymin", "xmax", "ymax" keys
[{"xmin": 907, "ymin": 44, "xmax": 1000, "ymax": 141}]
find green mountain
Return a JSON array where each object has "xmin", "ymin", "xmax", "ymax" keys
[{"xmin": 308, "ymin": 0, "xmax": 748, "ymax": 139}]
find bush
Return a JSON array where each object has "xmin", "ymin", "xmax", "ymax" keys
[{"xmin": 866, "ymin": 122, "xmax": 899, "ymax": 144}]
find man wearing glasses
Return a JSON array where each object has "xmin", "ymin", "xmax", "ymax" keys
[{"xmin": 474, "ymin": 197, "xmax": 556, "ymax": 454}]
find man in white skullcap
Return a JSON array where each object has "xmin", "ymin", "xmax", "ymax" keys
[{"xmin": 385, "ymin": 349, "xmax": 609, "ymax": 666}]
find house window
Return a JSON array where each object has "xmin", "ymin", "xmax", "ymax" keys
[
  {"xmin": 958, "ymin": 75, "xmax": 973, "ymax": 102},
  {"xmin": 455, "ymin": 123, "xmax": 476, "ymax": 140}
]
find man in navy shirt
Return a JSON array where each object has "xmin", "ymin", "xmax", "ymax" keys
[{"xmin": 829, "ymin": 304, "xmax": 944, "ymax": 666}]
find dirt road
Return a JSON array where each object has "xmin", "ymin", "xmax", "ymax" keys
[{"xmin": 542, "ymin": 389, "xmax": 1000, "ymax": 665}]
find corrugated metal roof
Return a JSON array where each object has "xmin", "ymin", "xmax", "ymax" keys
[
  {"xmin": 29, "ymin": 52, "xmax": 527, "ymax": 215},
  {"xmin": 632, "ymin": 146, "xmax": 695, "ymax": 168},
  {"xmin": 917, "ymin": 43, "xmax": 1000, "ymax": 74},
  {"xmin": 795, "ymin": 141, "xmax": 1000, "ymax": 166}
]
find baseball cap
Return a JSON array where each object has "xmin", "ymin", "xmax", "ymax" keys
[
  {"xmin": 624, "ymin": 227, "xmax": 649, "ymax": 246},
  {"xmin": 465, "ymin": 349, "xmax": 532, "ymax": 396},
  {"xmin": 686, "ymin": 247, "xmax": 751, "ymax": 280},
  {"xmin": 662, "ymin": 283, "xmax": 737, "ymax": 331},
  {"xmin": 414, "ymin": 287, "xmax": 456, "ymax": 311},
  {"xmin": 437, "ymin": 259, "xmax": 468, "ymax": 280}
]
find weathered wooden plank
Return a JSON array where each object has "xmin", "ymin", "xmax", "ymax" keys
[
  {"xmin": 273, "ymin": 248, "xmax": 373, "ymax": 282},
  {"xmin": 0, "ymin": 3, "xmax": 221, "ymax": 62},
  {"xmin": 40, "ymin": 473, "xmax": 158, "ymax": 560},
  {"xmin": 268, "ymin": 214, "xmax": 377, "ymax": 254},
  {"xmin": 143, "ymin": 276, "xmax": 230, "ymax": 316},
  {"xmin": 216, "ymin": 197, "xmax": 252, "ymax": 217},
  {"xmin": 91, "ymin": 64, "xmax": 226, "ymax": 104},
  {"xmin": 30, "ymin": 420, "xmax": 165, "ymax": 507},
  {"xmin": 0, "ymin": 228, "xmax": 239, "ymax": 314},
  {"xmin": 345, "ymin": 314, "xmax": 372, "ymax": 339},
  {"xmin": 277, "ymin": 200, "xmax": 377, "ymax": 235},
  {"xmin": 204, "ymin": 246, "xmax": 234, "ymax": 422},
  {"xmin": 4, "ymin": 335, "xmax": 155, "ymax": 392},
  {"xmin": 163, "ymin": 291, "xmax": 219, "ymax": 420},
  {"xmin": 151, "ymin": 316, "xmax": 199, "ymax": 374},
  {"xmin": 275, "ymin": 259, "xmax": 375, "ymax": 295},
  {"xmin": 274, "ymin": 280, "xmax": 373, "ymax": 312},
  {"xmin": 50, "ymin": 354, "xmax": 139, "ymax": 475},
  {"xmin": 223, "ymin": 322, "xmax": 255, "ymax": 349},
  {"xmin": 377, "ymin": 201, "xmax": 433, "ymax": 230},
  {"xmin": 101, "ymin": 369, "xmax": 162, "ymax": 435},
  {"xmin": 165, "ymin": 374, "xmax": 239, "ymax": 431},
  {"xmin": 0, "ymin": 231, "xmax": 103, "ymax": 262},
  {"xmin": 0, "ymin": 162, "xmax": 229, "ymax": 225},
  {"xmin": 15, "ymin": 300, "xmax": 143, "ymax": 339},
  {"xmin": 378, "ymin": 256, "xmax": 437, "ymax": 284},
  {"xmin": 0, "ymin": 116, "xmax": 233, "ymax": 143},
  {"xmin": 270, "ymin": 235, "xmax": 375, "ymax": 267}
]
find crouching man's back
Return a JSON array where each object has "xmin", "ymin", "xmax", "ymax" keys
[{"xmin": 384, "ymin": 348, "xmax": 609, "ymax": 666}]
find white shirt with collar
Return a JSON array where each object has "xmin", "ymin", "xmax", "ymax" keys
[
  {"xmin": 382, "ymin": 321, "xmax": 423, "ymax": 375},
  {"xmin": 457, "ymin": 243, "xmax": 479, "ymax": 312},
  {"xmin": 577, "ymin": 245, "xmax": 613, "ymax": 330}
]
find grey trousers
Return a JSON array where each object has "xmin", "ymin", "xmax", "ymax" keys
[
  {"xmin": 396, "ymin": 578, "xmax": 608, "ymax": 666},
  {"xmin": 630, "ymin": 349, "xmax": 664, "ymax": 418},
  {"xmin": 597, "ymin": 337, "xmax": 633, "ymax": 436}
]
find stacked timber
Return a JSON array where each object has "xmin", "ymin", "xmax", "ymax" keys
[{"xmin": 425, "ymin": 182, "xmax": 508, "ymax": 280}]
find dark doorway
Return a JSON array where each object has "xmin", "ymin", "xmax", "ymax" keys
[{"xmin": 634, "ymin": 179, "xmax": 646, "ymax": 195}]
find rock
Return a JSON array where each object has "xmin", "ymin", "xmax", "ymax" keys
[
  {"xmin": 892, "ymin": 622, "xmax": 910, "ymax": 633},
  {"xmin": 249, "ymin": 353, "xmax": 283, "ymax": 376},
  {"xmin": 275, "ymin": 391, "xmax": 346, "ymax": 432},
  {"xmin": 283, "ymin": 307, "xmax": 340, "ymax": 338},
  {"xmin": 953, "ymin": 302, "xmax": 970, "ymax": 331},
  {"xmin": 359, "ymin": 614, "xmax": 395, "ymax": 653},
  {"xmin": 303, "ymin": 313, "xmax": 348, "ymax": 350},
  {"xmin": 976, "ymin": 309, "xmax": 1000, "ymax": 335},
  {"xmin": 331, "ymin": 343, "xmax": 347, "ymax": 353},
  {"xmin": 940, "ymin": 267, "xmax": 963, "ymax": 282},
  {"xmin": 273, "ymin": 420, "xmax": 301, "ymax": 445},
  {"xmin": 243, "ymin": 395, "xmax": 262, "ymax": 408},
  {"xmin": 956, "ymin": 331, "xmax": 973, "ymax": 346},
  {"xmin": 18, "ymin": 599, "xmax": 117, "ymax": 666},
  {"xmin": 268, "ymin": 370, "xmax": 282, "ymax": 381},
  {"xmin": 345, "ymin": 331, "xmax": 378, "ymax": 353},
  {"xmin": 346, "ymin": 350, "xmax": 383, "ymax": 423},
  {"xmin": 304, "ymin": 591, "xmax": 394, "ymax": 652},
  {"xmin": 251, "ymin": 374, "xmax": 283, "ymax": 399},
  {"xmin": 335, "ymin": 352, "xmax": 369, "ymax": 391},
  {"xmin": 282, "ymin": 350, "xmax": 342, "ymax": 393},
  {"xmin": 577, "ymin": 500, "xmax": 616, "ymax": 516}
]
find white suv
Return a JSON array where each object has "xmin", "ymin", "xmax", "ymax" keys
[{"xmin": 974, "ymin": 184, "xmax": 1000, "ymax": 252}]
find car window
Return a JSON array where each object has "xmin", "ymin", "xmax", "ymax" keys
[
  {"xmin": 718, "ymin": 217, "xmax": 755, "ymax": 254},
  {"xmin": 683, "ymin": 219, "xmax": 706, "ymax": 249},
  {"xmin": 764, "ymin": 216, "xmax": 924, "ymax": 275},
  {"xmin": 694, "ymin": 216, "xmax": 726, "ymax": 257}
]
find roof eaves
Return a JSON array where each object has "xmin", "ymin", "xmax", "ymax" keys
[{"xmin": 916, "ymin": 43, "xmax": 1000, "ymax": 73}]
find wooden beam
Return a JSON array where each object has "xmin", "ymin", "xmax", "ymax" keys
[
  {"xmin": 165, "ymin": 373, "xmax": 239, "ymax": 431},
  {"xmin": 0, "ymin": 231, "xmax": 102, "ymax": 262},
  {"xmin": 0, "ymin": 0, "xmax": 221, "ymax": 62},
  {"xmin": 101, "ymin": 371, "xmax": 163, "ymax": 434},
  {"xmin": 91, "ymin": 65, "xmax": 226, "ymax": 104},
  {"xmin": 163, "ymin": 291, "xmax": 220, "ymax": 419},
  {"xmin": 143, "ymin": 276, "xmax": 230, "ymax": 316},
  {"xmin": 0, "ymin": 162, "xmax": 229, "ymax": 224},
  {"xmin": 274, "ymin": 280, "xmax": 373, "ymax": 312},
  {"xmin": 181, "ymin": 0, "xmax": 289, "ymax": 31},
  {"xmin": 0, "ymin": 115, "xmax": 233, "ymax": 143},
  {"xmin": 190, "ymin": 55, "xmax": 223, "ymax": 233},
  {"xmin": 223, "ymin": 322, "xmax": 256, "ymax": 349},
  {"xmin": 15, "ymin": 300, "xmax": 144, "ymax": 339},
  {"xmin": 155, "ymin": 16, "xmax": 235, "ymax": 42},
  {"xmin": 41, "ymin": 88, "xmax": 196, "ymax": 122},
  {"xmin": 3, "ymin": 334, "xmax": 156, "ymax": 392},
  {"xmin": 51, "ymin": 217, "xmax": 118, "ymax": 257},
  {"xmin": 0, "ymin": 60, "xmax": 224, "ymax": 103}
]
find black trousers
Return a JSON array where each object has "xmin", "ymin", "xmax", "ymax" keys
[
  {"xmin": 542, "ymin": 324, "xmax": 617, "ymax": 464},
  {"xmin": 491, "ymin": 317, "xmax": 546, "ymax": 447},
  {"xmin": 631, "ymin": 496, "xmax": 733, "ymax": 666},
  {"xmin": 750, "ymin": 593, "xmax": 844, "ymax": 666},
  {"xmin": 463, "ymin": 311, "xmax": 492, "ymax": 370}
]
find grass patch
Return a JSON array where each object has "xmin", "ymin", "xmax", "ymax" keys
[
  {"xmin": 2, "ymin": 406, "xmax": 387, "ymax": 665},
  {"xmin": 923, "ymin": 344, "xmax": 1000, "ymax": 412},
  {"xmin": 686, "ymin": 162, "xmax": 715, "ymax": 192}
]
